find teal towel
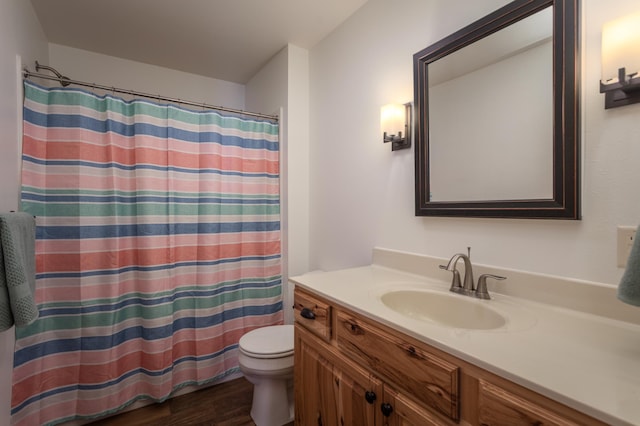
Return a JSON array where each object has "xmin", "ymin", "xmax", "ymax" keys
[
  {"xmin": 0, "ymin": 212, "xmax": 38, "ymax": 332},
  {"xmin": 618, "ymin": 224, "xmax": 640, "ymax": 307}
]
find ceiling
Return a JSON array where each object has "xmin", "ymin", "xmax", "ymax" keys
[{"xmin": 30, "ymin": 0, "xmax": 368, "ymax": 84}]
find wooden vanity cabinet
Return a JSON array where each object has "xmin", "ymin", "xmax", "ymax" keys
[{"xmin": 293, "ymin": 287, "xmax": 607, "ymax": 426}]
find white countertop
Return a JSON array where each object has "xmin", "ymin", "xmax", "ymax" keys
[{"xmin": 290, "ymin": 256, "xmax": 640, "ymax": 426}]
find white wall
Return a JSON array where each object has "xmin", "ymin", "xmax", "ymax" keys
[
  {"xmin": 284, "ymin": 45, "xmax": 311, "ymax": 280},
  {"xmin": 246, "ymin": 46, "xmax": 289, "ymax": 116},
  {"xmin": 309, "ymin": 0, "xmax": 640, "ymax": 287},
  {"xmin": 48, "ymin": 44, "xmax": 245, "ymax": 110},
  {"xmin": 247, "ymin": 44, "xmax": 310, "ymax": 324},
  {"xmin": 0, "ymin": 1, "xmax": 49, "ymax": 424}
]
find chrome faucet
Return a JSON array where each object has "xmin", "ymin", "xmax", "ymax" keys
[
  {"xmin": 440, "ymin": 252, "xmax": 475, "ymax": 296},
  {"xmin": 439, "ymin": 248, "xmax": 506, "ymax": 299}
]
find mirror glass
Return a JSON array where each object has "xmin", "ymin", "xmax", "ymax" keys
[
  {"xmin": 414, "ymin": 0, "xmax": 580, "ymax": 219},
  {"xmin": 429, "ymin": 8, "xmax": 552, "ymax": 202}
]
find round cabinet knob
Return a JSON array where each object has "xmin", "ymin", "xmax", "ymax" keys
[
  {"xmin": 300, "ymin": 307, "xmax": 316, "ymax": 320},
  {"xmin": 364, "ymin": 391, "xmax": 376, "ymax": 404},
  {"xmin": 380, "ymin": 403, "xmax": 393, "ymax": 417}
]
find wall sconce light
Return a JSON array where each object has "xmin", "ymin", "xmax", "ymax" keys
[
  {"xmin": 381, "ymin": 103, "xmax": 412, "ymax": 151},
  {"xmin": 600, "ymin": 13, "xmax": 640, "ymax": 109}
]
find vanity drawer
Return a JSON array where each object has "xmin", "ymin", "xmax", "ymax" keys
[
  {"xmin": 293, "ymin": 288, "xmax": 331, "ymax": 341},
  {"xmin": 478, "ymin": 380, "xmax": 581, "ymax": 426},
  {"xmin": 336, "ymin": 310, "xmax": 460, "ymax": 421}
]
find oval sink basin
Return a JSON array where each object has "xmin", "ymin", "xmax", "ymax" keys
[{"xmin": 380, "ymin": 289, "xmax": 507, "ymax": 330}]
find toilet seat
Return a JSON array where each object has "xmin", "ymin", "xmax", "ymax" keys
[{"xmin": 239, "ymin": 324, "xmax": 294, "ymax": 359}]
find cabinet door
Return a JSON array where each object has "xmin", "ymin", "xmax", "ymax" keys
[
  {"xmin": 295, "ymin": 337, "xmax": 382, "ymax": 426},
  {"xmin": 380, "ymin": 385, "xmax": 450, "ymax": 426}
]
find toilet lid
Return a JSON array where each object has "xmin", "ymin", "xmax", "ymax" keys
[{"xmin": 239, "ymin": 324, "xmax": 294, "ymax": 359}]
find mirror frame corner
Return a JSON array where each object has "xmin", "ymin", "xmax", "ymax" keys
[{"xmin": 413, "ymin": 0, "xmax": 580, "ymax": 219}]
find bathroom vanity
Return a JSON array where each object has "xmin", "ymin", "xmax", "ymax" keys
[{"xmin": 291, "ymin": 249, "xmax": 640, "ymax": 426}]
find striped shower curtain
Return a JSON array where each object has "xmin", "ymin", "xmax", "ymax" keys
[{"xmin": 12, "ymin": 81, "xmax": 283, "ymax": 425}]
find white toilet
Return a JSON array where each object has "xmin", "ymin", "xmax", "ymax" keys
[{"xmin": 238, "ymin": 324, "xmax": 294, "ymax": 426}]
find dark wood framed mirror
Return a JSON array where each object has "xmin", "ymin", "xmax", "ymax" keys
[{"xmin": 413, "ymin": 0, "xmax": 580, "ymax": 219}]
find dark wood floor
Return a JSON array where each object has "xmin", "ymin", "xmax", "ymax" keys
[{"xmin": 89, "ymin": 377, "xmax": 267, "ymax": 426}]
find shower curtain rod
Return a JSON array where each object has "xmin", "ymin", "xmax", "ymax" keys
[{"xmin": 23, "ymin": 63, "xmax": 279, "ymax": 121}]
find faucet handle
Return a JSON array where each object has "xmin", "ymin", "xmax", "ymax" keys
[
  {"xmin": 475, "ymin": 274, "xmax": 506, "ymax": 300},
  {"xmin": 440, "ymin": 264, "xmax": 464, "ymax": 294}
]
